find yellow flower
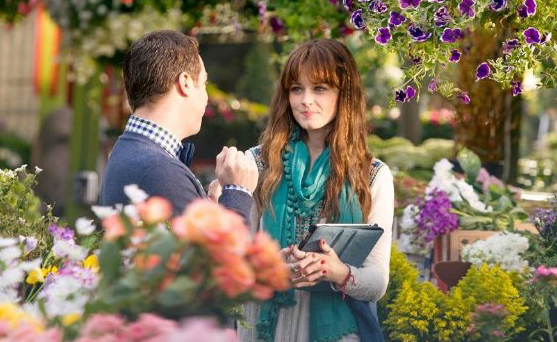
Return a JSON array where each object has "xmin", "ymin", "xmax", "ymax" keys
[
  {"xmin": 82, "ymin": 255, "xmax": 99, "ymax": 273},
  {"xmin": 61, "ymin": 313, "xmax": 81, "ymax": 326},
  {"xmin": 26, "ymin": 266, "xmax": 58, "ymax": 285},
  {"xmin": 0, "ymin": 302, "xmax": 42, "ymax": 331}
]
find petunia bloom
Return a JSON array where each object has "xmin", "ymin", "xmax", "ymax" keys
[
  {"xmin": 459, "ymin": 0, "xmax": 475, "ymax": 18},
  {"xmin": 351, "ymin": 9, "xmax": 366, "ymax": 30},
  {"xmin": 369, "ymin": 0, "xmax": 388, "ymax": 12},
  {"xmin": 449, "ymin": 49, "xmax": 461, "ymax": 62},
  {"xmin": 389, "ymin": 11, "xmax": 406, "ymax": 26},
  {"xmin": 269, "ymin": 17, "xmax": 285, "ymax": 33},
  {"xmin": 434, "ymin": 6, "xmax": 451, "ymax": 27},
  {"xmin": 399, "ymin": 0, "xmax": 421, "ymax": 9},
  {"xmin": 502, "ymin": 39, "xmax": 519, "ymax": 54},
  {"xmin": 524, "ymin": 27, "xmax": 541, "ymax": 44},
  {"xmin": 375, "ymin": 27, "xmax": 392, "ymax": 45},
  {"xmin": 408, "ymin": 24, "xmax": 432, "ymax": 42},
  {"xmin": 456, "ymin": 92, "xmax": 470, "ymax": 104},
  {"xmin": 488, "ymin": 0, "xmax": 506, "ymax": 11},
  {"xmin": 476, "ymin": 62, "xmax": 490, "ymax": 80},
  {"xmin": 395, "ymin": 86, "xmax": 416, "ymax": 102},
  {"xmin": 428, "ymin": 78, "xmax": 438, "ymax": 92},
  {"xmin": 441, "ymin": 28, "xmax": 463, "ymax": 43},
  {"xmin": 511, "ymin": 81, "xmax": 522, "ymax": 96},
  {"xmin": 343, "ymin": 0, "xmax": 353, "ymax": 10},
  {"xmin": 517, "ymin": 0, "xmax": 536, "ymax": 17}
]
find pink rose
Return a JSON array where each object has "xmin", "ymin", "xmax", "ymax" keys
[
  {"xmin": 137, "ymin": 197, "xmax": 172, "ymax": 224},
  {"xmin": 123, "ymin": 314, "xmax": 178, "ymax": 341},
  {"xmin": 102, "ymin": 215, "xmax": 126, "ymax": 241},
  {"xmin": 78, "ymin": 314, "xmax": 125, "ymax": 339},
  {"xmin": 164, "ymin": 318, "xmax": 237, "ymax": 342},
  {"xmin": 213, "ymin": 257, "xmax": 255, "ymax": 298}
]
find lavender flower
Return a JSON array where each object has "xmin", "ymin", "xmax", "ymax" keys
[
  {"xmin": 532, "ymin": 207, "xmax": 557, "ymax": 237},
  {"xmin": 476, "ymin": 62, "xmax": 490, "ymax": 80},
  {"xmin": 428, "ymin": 78, "xmax": 438, "ymax": 92},
  {"xmin": 459, "ymin": 0, "xmax": 475, "ymax": 18},
  {"xmin": 434, "ymin": 6, "xmax": 451, "ymax": 27},
  {"xmin": 351, "ymin": 9, "xmax": 366, "ymax": 30},
  {"xmin": 389, "ymin": 11, "xmax": 406, "ymax": 26},
  {"xmin": 415, "ymin": 188, "xmax": 459, "ymax": 242},
  {"xmin": 524, "ymin": 27, "xmax": 541, "ymax": 44},
  {"xmin": 399, "ymin": 0, "xmax": 421, "ymax": 9},
  {"xmin": 48, "ymin": 224, "xmax": 75, "ymax": 241},
  {"xmin": 503, "ymin": 39, "xmax": 519, "ymax": 54},
  {"xmin": 456, "ymin": 91, "xmax": 470, "ymax": 104},
  {"xmin": 511, "ymin": 81, "xmax": 522, "ymax": 96},
  {"xmin": 441, "ymin": 28, "xmax": 463, "ymax": 43},
  {"xmin": 517, "ymin": 0, "xmax": 536, "ymax": 17},
  {"xmin": 343, "ymin": 0, "xmax": 353, "ymax": 10},
  {"xmin": 408, "ymin": 24, "xmax": 432, "ymax": 42},
  {"xmin": 394, "ymin": 86, "xmax": 416, "ymax": 102},
  {"xmin": 488, "ymin": 0, "xmax": 506, "ymax": 11},
  {"xmin": 449, "ymin": 49, "xmax": 461, "ymax": 62},
  {"xmin": 375, "ymin": 27, "xmax": 392, "ymax": 45},
  {"xmin": 369, "ymin": 0, "xmax": 388, "ymax": 12}
]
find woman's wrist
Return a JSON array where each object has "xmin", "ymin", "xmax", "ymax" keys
[{"xmin": 332, "ymin": 263, "xmax": 351, "ymax": 285}]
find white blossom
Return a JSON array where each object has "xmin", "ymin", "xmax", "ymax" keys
[
  {"xmin": 123, "ymin": 184, "xmax": 148, "ymax": 204},
  {"xmin": 75, "ymin": 217, "xmax": 96, "ymax": 236},
  {"xmin": 91, "ymin": 205, "xmax": 119, "ymax": 219},
  {"xmin": 461, "ymin": 232, "xmax": 529, "ymax": 271}
]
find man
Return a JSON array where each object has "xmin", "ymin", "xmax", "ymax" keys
[{"xmin": 100, "ymin": 30, "xmax": 257, "ymax": 220}]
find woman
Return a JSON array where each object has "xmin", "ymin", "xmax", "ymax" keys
[{"xmin": 239, "ymin": 39, "xmax": 394, "ymax": 342}]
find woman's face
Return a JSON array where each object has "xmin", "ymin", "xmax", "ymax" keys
[{"xmin": 288, "ymin": 73, "xmax": 339, "ymax": 136}]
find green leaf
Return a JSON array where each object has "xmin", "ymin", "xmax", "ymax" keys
[
  {"xmin": 457, "ymin": 148, "xmax": 482, "ymax": 182},
  {"xmin": 147, "ymin": 232, "xmax": 177, "ymax": 260},
  {"xmin": 156, "ymin": 276, "xmax": 197, "ymax": 307},
  {"xmin": 99, "ymin": 241, "xmax": 121, "ymax": 283},
  {"xmin": 495, "ymin": 195, "xmax": 513, "ymax": 212}
]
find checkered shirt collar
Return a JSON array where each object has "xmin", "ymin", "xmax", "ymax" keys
[{"xmin": 124, "ymin": 115, "xmax": 182, "ymax": 159}]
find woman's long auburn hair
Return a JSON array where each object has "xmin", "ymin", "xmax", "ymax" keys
[{"xmin": 256, "ymin": 39, "xmax": 373, "ymax": 220}]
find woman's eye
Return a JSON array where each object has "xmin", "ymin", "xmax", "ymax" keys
[
  {"xmin": 290, "ymin": 86, "xmax": 302, "ymax": 93},
  {"xmin": 315, "ymin": 86, "xmax": 326, "ymax": 92}
]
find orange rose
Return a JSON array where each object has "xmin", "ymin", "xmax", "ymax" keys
[
  {"xmin": 251, "ymin": 283, "xmax": 274, "ymax": 301},
  {"xmin": 248, "ymin": 232, "xmax": 290, "ymax": 292},
  {"xmin": 213, "ymin": 257, "xmax": 255, "ymax": 298},
  {"xmin": 134, "ymin": 254, "xmax": 162, "ymax": 271},
  {"xmin": 137, "ymin": 197, "xmax": 172, "ymax": 224},
  {"xmin": 102, "ymin": 214, "xmax": 126, "ymax": 241}
]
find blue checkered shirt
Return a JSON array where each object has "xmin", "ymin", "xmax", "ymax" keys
[{"xmin": 124, "ymin": 115, "xmax": 182, "ymax": 159}]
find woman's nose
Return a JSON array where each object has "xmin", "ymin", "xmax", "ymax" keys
[{"xmin": 301, "ymin": 90, "xmax": 314, "ymax": 105}]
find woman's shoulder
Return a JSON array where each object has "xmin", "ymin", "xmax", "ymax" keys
[
  {"xmin": 247, "ymin": 145, "xmax": 264, "ymax": 173},
  {"xmin": 369, "ymin": 158, "xmax": 392, "ymax": 187}
]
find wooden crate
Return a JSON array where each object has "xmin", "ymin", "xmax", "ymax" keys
[{"xmin": 448, "ymin": 230, "xmax": 497, "ymax": 261}]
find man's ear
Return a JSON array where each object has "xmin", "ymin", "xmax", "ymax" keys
[{"xmin": 177, "ymin": 71, "xmax": 193, "ymax": 97}]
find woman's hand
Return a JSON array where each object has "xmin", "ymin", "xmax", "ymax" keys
[
  {"xmin": 288, "ymin": 240, "xmax": 350, "ymax": 288},
  {"xmin": 207, "ymin": 179, "xmax": 222, "ymax": 203}
]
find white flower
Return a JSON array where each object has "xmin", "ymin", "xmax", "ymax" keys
[
  {"xmin": 455, "ymin": 179, "xmax": 492, "ymax": 213},
  {"xmin": 19, "ymin": 236, "xmax": 38, "ymax": 255},
  {"xmin": 0, "ymin": 238, "xmax": 17, "ymax": 248},
  {"xmin": 123, "ymin": 204, "xmax": 139, "ymax": 221},
  {"xmin": 0, "ymin": 287, "xmax": 19, "ymax": 302},
  {"xmin": 34, "ymin": 166, "xmax": 43, "ymax": 174},
  {"xmin": 18, "ymin": 259, "xmax": 42, "ymax": 272},
  {"xmin": 0, "ymin": 246, "xmax": 21, "ymax": 263},
  {"xmin": 400, "ymin": 205, "xmax": 419, "ymax": 230},
  {"xmin": 461, "ymin": 232, "xmax": 529, "ymax": 272},
  {"xmin": 123, "ymin": 184, "xmax": 148, "ymax": 203},
  {"xmin": 91, "ymin": 205, "xmax": 119, "ymax": 219},
  {"xmin": 14, "ymin": 164, "xmax": 27, "ymax": 172},
  {"xmin": 0, "ymin": 268, "xmax": 24, "ymax": 288},
  {"xmin": 75, "ymin": 217, "xmax": 96, "ymax": 236},
  {"xmin": 41, "ymin": 275, "xmax": 92, "ymax": 318},
  {"xmin": 52, "ymin": 240, "xmax": 88, "ymax": 262}
]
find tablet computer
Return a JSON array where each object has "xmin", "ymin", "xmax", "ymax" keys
[{"xmin": 298, "ymin": 223, "xmax": 384, "ymax": 267}]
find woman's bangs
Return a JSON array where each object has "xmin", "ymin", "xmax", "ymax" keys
[{"xmin": 283, "ymin": 48, "xmax": 340, "ymax": 89}]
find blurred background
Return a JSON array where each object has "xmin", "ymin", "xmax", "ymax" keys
[{"xmin": 0, "ymin": 0, "xmax": 555, "ymax": 224}]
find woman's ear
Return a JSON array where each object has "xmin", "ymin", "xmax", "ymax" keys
[{"xmin": 177, "ymin": 71, "xmax": 193, "ymax": 96}]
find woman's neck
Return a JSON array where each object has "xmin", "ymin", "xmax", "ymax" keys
[{"xmin": 305, "ymin": 128, "xmax": 328, "ymax": 168}]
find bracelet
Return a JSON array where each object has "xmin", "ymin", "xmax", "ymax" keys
[{"xmin": 339, "ymin": 264, "xmax": 355, "ymax": 300}]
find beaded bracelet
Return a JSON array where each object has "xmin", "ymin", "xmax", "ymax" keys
[{"xmin": 339, "ymin": 265, "xmax": 355, "ymax": 300}]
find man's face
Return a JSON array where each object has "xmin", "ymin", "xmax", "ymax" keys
[{"xmin": 190, "ymin": 55, "xmax": 209, "ymax": 134}]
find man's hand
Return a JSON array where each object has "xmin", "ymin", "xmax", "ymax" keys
[
  {"xmin": 207, "ymin": 179, "xmax": 222, "ymax": 203},
  {"xmin": 215, "ymin": 146, "xmax": 259, "ymax": 193}
]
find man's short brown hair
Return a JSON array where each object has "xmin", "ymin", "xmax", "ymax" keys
[{"xmin": 123, "ymin": 30, "xmax": 201, "ymax": 112}]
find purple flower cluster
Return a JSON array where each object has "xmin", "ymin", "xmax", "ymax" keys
[
  {"xmin": 533, "ymin": 207, "xmax": 557, "ymax": 237},
  {"xmin": 375, "ymin": 27, "xmax": 392, "ymax": 45},
  {"xmin": 449, "ymin": 49, "xmax": 461, "ymax": 62},
  {"xmin": 395, "ymin": 85, "xmax": 416, "ymax": 102},
  {"xmin": 48, "ymin": 224, "xmax": 75, "ymax": 241},
  {"xmin": 399, "ymin": 0, "xmax": 421, "ymax": 9},
  {"xmin": 389, "ymin": 11, "xmax": 406, "ymax": 26},
  {"xmin": 488, "ymin": 0, "xmax": 506, "ymax": 12},
  {"xmin": 511, "ymin": 80, "xmax": 522, "ymax": 96},
  {"xmin": 441, "ymin": 28, "xmax": 463, "ymax": 43},
  {"xmin": 434, "ymin": 6, "xmax": 451, "ymax": 27},
  {"xmin": 517, "ymin": 0, "xmax": 536, "ymax": 17},
  {"xmin": 459, "ymin": 0, "xmax": 475, "ymax": 18},
  {"xmin": 476, "ymin": 62, "xmax": 491, "ymax": 80},
  {"xmin": 369, "ymin": 0, "xmax": 388, "ymax": 13},
  {"xmin": 524, "ymin": 27, "xmax": 541, "ymax": 44},
  {"xmin": 415, "ymin": 188, "xmax": 459, "ymax": 242},
  {"xmin": 408, "ymin": 24, "xmax": 432, "ymax": 42}
]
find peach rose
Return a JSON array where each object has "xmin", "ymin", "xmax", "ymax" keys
[
  {"xmin": 102, "ymin": 214, "xmax": 126, "ymax": 241},
  {"xmin": 134, "ymin": 254, "xmax": 162, "ymax": 271},
  {"xmin": 213, "ymin": 257, "xmax": 255, "ymax": 298},
  {"xmin": 137, "ymin": 197, "xmax": 172, "ymax": 224},
  {"xmin": 247, "ymin": 232, "xmax": 290, "ymax": 291},
  {"xmin": 251, "ymin": 283, "xmax": 275, "ymax": 301}
]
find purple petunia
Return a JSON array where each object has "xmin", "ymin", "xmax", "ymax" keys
[
  {"xmin": 408, "ymin": 24, "xmax": 432, "ymax": 42},
  {"xmin": 459, "ymin": 0, "xmax": 475, "ymax": 18},
  {"xmin": 503, "ymin": 39, "xmax": 519, "ymax": 54},
  {"xmin": 369, "ymin": 0, "xmax": 388, "ymax": 13},
  {"xmin": 48, "ymin": 224, "xmax": 75, "ymax": 241},
  {"xmin": 410, "ymin": 54, "xmax": 422, "ymax": 64},
  {"xmin": 269, "ymin": 17, "xmax": 285, "ymax": 33},
  {"xmin": 488, "ymin": 0, "xmax": 506, "ymax": 11},
  {"xmin": 456, "ymin": 91, "xmax": 470, "ymax": 104},
  {"xmin": 441, "ymin": 28, "xmax": 463, "ymax": 43},
  {"xmin": 375, "ymin": 27, "xmax": 392, "ymax": 45},
  {"xmin": 351, "ymin": 9, "xmax": 366, "ymax": 30},
  {"xmin": 395, "ymin": 86, "xmax": 416, "ymax": 102},
  {"xmin": 399, "ymin": 0, "xmax": 421, "ymax": 9},
  {"xmin": 540, "ymin": 33, "xmax": 550, "ymax": 45},
  {"xmin": 524, "ymin": 27, "xmax": 541, "ymax": 44},
  {"xmin": 428, "ymin": 78, "xmax": 438, "ymax": 92},
  {"xmin": 511, "ymin": 81, "xmax": 522, "ymax": 96},
  {"xmin": 343, "ymin": 0, "xmax": 353, "ymax": 10},
  {"xmin": 415, "ymin": 189, "xmax": 459, "ymax": 242},
  {"xmin": 476, "ymin": 62, "xmax": 491, "ymax": 80},
  {"xmin": 389, "ymin": 11, "xmax": 406, "ymax": 26},
  {"xmin": 434, "ymin": 6, "xmax": 451, "ymax": 27},
  {"xmin": 517, "ymin": 0, "xmax": 536, "ymax": 17},
  {"xmin": 449, "ymin": 49, "xmax": 461, "ymax": 62}
]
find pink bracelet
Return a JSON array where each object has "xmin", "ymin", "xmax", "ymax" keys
[{"xmin": 339, "ymin": 265, "xmax": 355, "ymax": 300}]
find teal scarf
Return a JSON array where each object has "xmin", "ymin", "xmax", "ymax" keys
[{"xmin": 257, "ymin": 138, "xmax": 363, "ymax": 342}]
